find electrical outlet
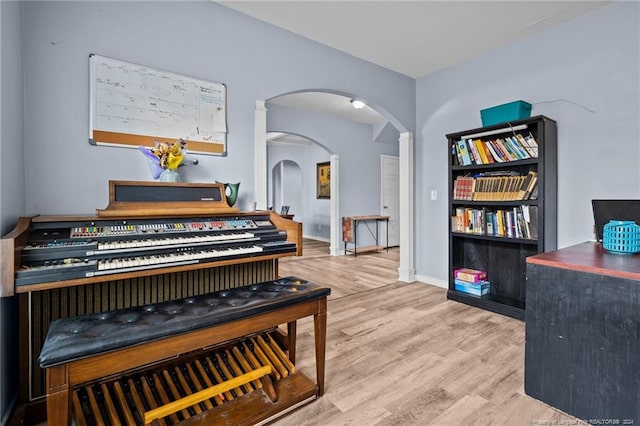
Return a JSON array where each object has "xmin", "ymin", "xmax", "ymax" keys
[{"xmin": 430, "ymin": 190, "xmax": 437, "ymax": 200}]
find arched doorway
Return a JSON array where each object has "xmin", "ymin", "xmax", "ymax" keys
[
  {"xmin": 271, "ymin": 159, "xmax": 302, "ymax": 217},
  {"xmin": 255, "ymin": 92, "xmax": 415, "ymax": 282},
  {"xmin": 267, "ymin": 132, "xmax": 335, "ymax": 248}
]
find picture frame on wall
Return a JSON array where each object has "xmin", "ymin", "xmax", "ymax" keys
[{"xmin": 316, "ymin": 161, "xmax": 330, "ymax": 199}]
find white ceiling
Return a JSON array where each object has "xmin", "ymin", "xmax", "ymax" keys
[
  {"xmin": 268, "ymin": 92, "xmax": 387, "ymax": 125},
  {"xmin": 220, "ymin": 1, "xmax": 609, "ymax": 124},
  {"xmin": 219, "ymin": 1, "xmax": 609, "ymax": 79}
]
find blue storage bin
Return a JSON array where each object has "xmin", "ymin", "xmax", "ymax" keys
[
  {"xmin": 480, "ymin": 100, "xmax": 532, "ymax": 127},
  {"xmin": 603, "ymin": 220, "xmax": 640, "ymax": 254}
]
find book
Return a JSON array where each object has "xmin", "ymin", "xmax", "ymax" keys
[
  {"xmin": 485, "ymin": 140, "xmax": 505, "ymax": 163},
  {"xmin": 498, "ymin": 138, "xmax": 519, "ymax": 161},
  {"xmin": 474, "ymin": 139, "xmax": 490, "ymax": 164},
  {"xmin": 451, "ymin": 215, "xmax": 462, "ymax": 232},
  {"xmin": 521, "ymin": 205, "xmax": 532, "ymax": 239},
  {"xmin": 528, "ymin": 205, "xmax": 539, "ymax": 239},
  {"xmin": 453, "ymin": 176, "xmax": 474, "ymax": 200},
  {"xmin": 505, "ymin": 210, "xmax": 514, "ymax": 238},
  {"xmin": 524, "ymin": 133, "xmax": 539, "ymax": 157},
  {"xmin": 514, "ymin": 206, "xmax": 530, "ymax": 239},
  {"xmin": 493, "ymin": 139, "xmax": 514, "ymax": 161},
  {"xmin": 486, "ymin": 212, "xmax": 495, "ymax": 236},
  {"xmin": 490, "ymin": 139, "xmax": 510, "ymax": 162},
  {"xmin": 506, "ymin": 136, "xmax": 530, "ymax": 159},
  {"xmin": 480, "ymin": 141, "xmax": 495, "ymax": 163},
  {"xmin": 457, "ymin": 140, "xmax": 472, "ymax": 165},
  {"xmin": 516, "ymin": 134, "xmax": 537, "ymax": 158},
  {"xmin": 517, "ymin": 171, "xmax": 537, "ymax": 200},
  {"xmin": 454, "ymin": 279, "xmax": 490, "ymax": 296},
  {"xmin": 454, "ymin": 268, "xmax": 487, "ymax": 283},
  {"xmin": 467, "ymin": 139, "xmax": 481, "ymax": 164},
  {"xmin": 524, "ymin": 174, "xmax": 538, "ymax": 200},
  {"xmin": 496, "ymin": 210, "xmax": 506, "ymax": 237}
]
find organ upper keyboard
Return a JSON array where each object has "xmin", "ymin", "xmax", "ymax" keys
[{"xmin": 14, "ymin": 214, "xmax": 297, "ymax": 286}]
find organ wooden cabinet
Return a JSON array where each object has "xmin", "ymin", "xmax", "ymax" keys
[{"xmin": 0, "ymin": 181, "xmax": 327, "ymax": 425}]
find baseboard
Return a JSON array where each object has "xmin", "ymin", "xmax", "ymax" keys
[
  {"xmin": 415, "ymin": 274, "xmax": 448, "ymax": 289},
  {"xmin": 301, "ymin": 235, "xmax": 330, "ymax": 243}
]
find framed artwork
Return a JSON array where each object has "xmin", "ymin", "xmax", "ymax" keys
[{"xmin": 316, "ymin": 161, "xmax": 330, "ymax": 199}]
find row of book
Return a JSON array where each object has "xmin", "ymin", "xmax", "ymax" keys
[
  {"xmin": 453, "ymin": 268, "xmax": 490, "ymax": 297},
  {"xmin": 453, "ymin": 171, "xmax": 538, "ymax": 201},
  {"xmin": 452, "ymin": 132, "xmax": 539, "ymax": 166},
  {"xmin": 451, "ymin": 205, "xmax": 538, "ymax": 239}
]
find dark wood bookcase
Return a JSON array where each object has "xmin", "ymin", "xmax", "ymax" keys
[{"xmin": 446, "ymin": 115, "xmax": 557, "ymax": 320}]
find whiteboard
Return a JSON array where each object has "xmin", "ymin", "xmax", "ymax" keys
[{"xmin": 89, "ymin": 54, "xmax": 227, "ymax": 156}]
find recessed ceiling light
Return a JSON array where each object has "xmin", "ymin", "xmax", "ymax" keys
[{"xmin": 350, "ymin": 99, "xmax": 366, "ymax": 109}]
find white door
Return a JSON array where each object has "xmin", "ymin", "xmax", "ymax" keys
[{"xmin": 381, "ymin": 155, "xmax": 400, "ymax": 247}]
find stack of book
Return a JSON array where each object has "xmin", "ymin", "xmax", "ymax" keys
[
  {"xmin": 453, "ymin": 268, "xmax": 490, "ymax": 297},
  {"xmin": 452, "ymin": 205, "xmax": 538, "ymax": 239},
  {"xmin": 452, "ymin": 170, "xmax": 538, "ymax": 201},
  {"xmin": 452, "ymin": 132, "xmax": 539, "ymax": 166}
]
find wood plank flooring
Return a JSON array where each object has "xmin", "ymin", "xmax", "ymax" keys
[
  {"xmin": 279, "ymin": 240, "xmax": 399, "ymax": 300},
  {"xmin": 274, "ymin": 240, "xmax": 582, "ymax": 425}
]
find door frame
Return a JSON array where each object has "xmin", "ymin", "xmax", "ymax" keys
[{"xmin": 380, "ymin": 154, "xmax": 399, "ymax": 248}]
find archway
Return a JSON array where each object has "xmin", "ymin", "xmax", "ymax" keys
[
  {"xmin": 266, "ymin": 131, "xmax": 337, "ymax": 252},
  {"xmin": 255, "ymin": 91, "xmax": 415, "ymax": 282},
  {"xmin": 271, "ymin": 160, "xmax": 302, "ymax": 216}
]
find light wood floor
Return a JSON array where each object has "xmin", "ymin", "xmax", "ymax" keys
[
  {"xmin": 279, "ymin": 240, "xmax": 400, "ymax": 300},
  {"xmin": 274, "ymin": 240, "xmax": 581, "ymax": 425}
]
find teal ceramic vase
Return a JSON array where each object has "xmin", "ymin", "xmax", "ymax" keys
[{"xmin": 217, "ymin": 181, "xmax": 240, "ymax": 207}]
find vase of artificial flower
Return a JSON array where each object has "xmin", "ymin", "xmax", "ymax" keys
[
  {"xmin": 139, "ymin": 139, "xmax": 186, "ymax": 182},
  {"xmin": 159, "ymin": 168, "xmax": 180, "ymax": 182}
]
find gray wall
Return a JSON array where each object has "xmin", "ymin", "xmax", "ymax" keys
[
  {"xmin": 267, "ymin": 104, "xmax": 399, "ymax": 243},
  {"xmin": 415, "ymin": 1, "xmax": 640, "ymax": 283},
  {"xmin": 21, "ymin": 1, "xmax": 414, "ymax": 215},
  {"xmin": 1, "ymin": 0, "xmax": 25, "ymax": 422}
]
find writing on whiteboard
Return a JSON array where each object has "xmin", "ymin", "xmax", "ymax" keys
[{"xmin": 89, "ymin": 55, "xmax": 227, "ymax": 155}]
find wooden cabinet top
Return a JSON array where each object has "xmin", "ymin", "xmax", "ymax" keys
[{"xmin": 527, "ymin": 241, "xmax": 640, "ymax": 281}]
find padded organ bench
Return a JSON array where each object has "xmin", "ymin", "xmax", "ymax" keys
[{"xmin": 39, "ymin": 276, "xmax": 330, "ymax": 425}]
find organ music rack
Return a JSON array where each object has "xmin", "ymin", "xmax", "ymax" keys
[{"xmin": 0, "ymin": 181, "xmax": 317, "ymax": 425}]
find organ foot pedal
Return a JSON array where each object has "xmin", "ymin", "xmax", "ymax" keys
[{"xmin": 71, "ymin": 331, "xmax": 318, "ymax": 426}]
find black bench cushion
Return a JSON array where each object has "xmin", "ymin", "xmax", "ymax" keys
[{"xmin": 39, "ymin": 276, "xmax": 330, "ymax": 368}]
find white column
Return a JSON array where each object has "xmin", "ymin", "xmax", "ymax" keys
[
  {"xmin": 254, "ymin": 100, "xmax": 268, "ymax": 210},
  {"xmin": 330, "ymin": 155, "xmax": 341, "ymax": 256},
  {"xmin": 398, "ymin": 132, "xmax": 416, "ymax": 282}
]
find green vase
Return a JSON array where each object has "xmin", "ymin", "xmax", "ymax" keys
[{"xmin": 217, "ymin": 181, "xmax": 240, "ymax": 207}]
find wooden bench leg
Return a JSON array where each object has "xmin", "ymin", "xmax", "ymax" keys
[
  {"xmin": 313, "ymin": 298, "xmax": 328, "ymax": 395},
  {"xmin": 287, "ymin": 320, "xmax": 297, "ymax": 364},
  {"xmin": 46, "ymin": 365, "xmax": 71, "ymax": 426}
]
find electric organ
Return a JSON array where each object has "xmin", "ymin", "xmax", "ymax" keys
[{"xmin": 0, "ymin": 181, "xmax": 328, "ymax": 425}]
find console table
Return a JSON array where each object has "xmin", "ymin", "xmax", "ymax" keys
[
  {"xmin": 525, "ymin": 242, "xmax": 640, "ymax": 423},
  {"xmin": 342, "ymin": 215, "xmax": 389, "ymax": 257}
]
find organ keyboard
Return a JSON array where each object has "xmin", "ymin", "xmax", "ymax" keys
[
  {"xmin": 15, "ymin": 215, "xmax": 296, "ymax": 286},
  {"xmin": 0, "ymin": 184, "xmax": 311, "ymax": 425}
]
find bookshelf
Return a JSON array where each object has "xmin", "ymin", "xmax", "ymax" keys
[{"xmin": 447, "ymin": 115, "xmax": 557, "ymax": 320}]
